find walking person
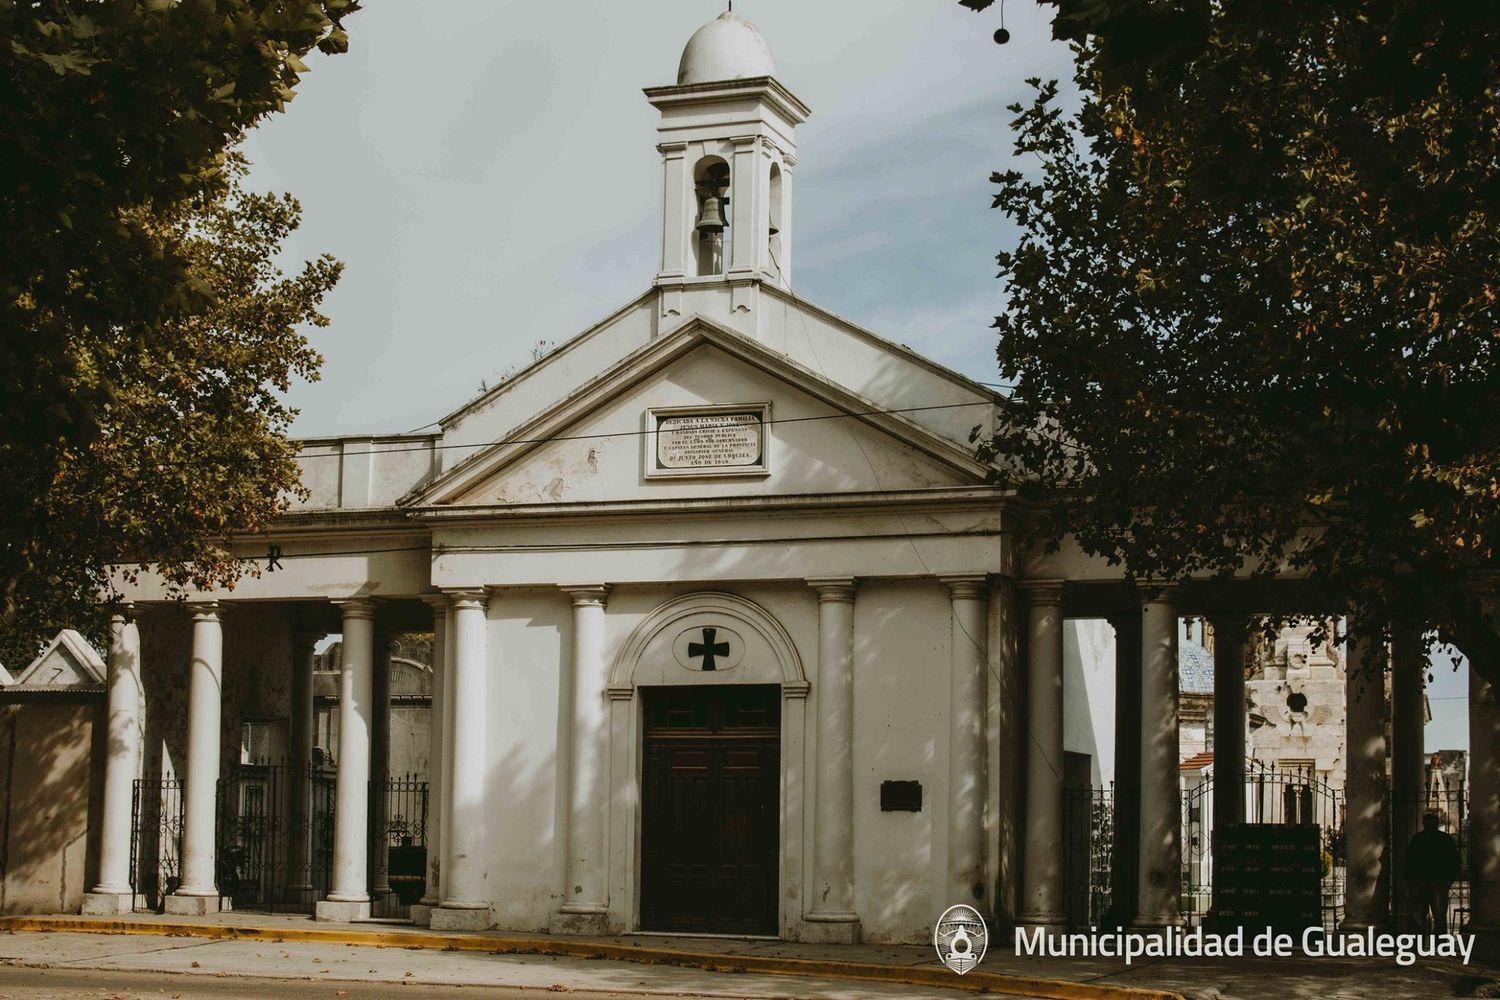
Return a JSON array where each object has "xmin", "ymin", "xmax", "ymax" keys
[{"xmin": 1405, "ymin": 812, "xmax": 1462, "ymax": 932}]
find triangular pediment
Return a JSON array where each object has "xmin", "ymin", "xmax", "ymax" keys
[
  {"xmin": 11, "ymin": 630, "xmax": 106, "ymax": 689},
  {"xmin": 408, "ymin": 317, "xmax": 992, "ymax": 508}
]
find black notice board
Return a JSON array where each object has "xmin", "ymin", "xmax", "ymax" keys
[{"xmin": 1211, "ymin": 823, "xmax": 1321, "ymax": 932}]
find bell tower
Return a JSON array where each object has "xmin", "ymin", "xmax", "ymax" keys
[{"xmin": 646, "ymin": 12, "xmax": 810, "ymax": 292}]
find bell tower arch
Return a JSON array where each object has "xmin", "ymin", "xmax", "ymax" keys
[{"xmin": 646, "ymin": 12, "xmax": 810, "ymax": 290}]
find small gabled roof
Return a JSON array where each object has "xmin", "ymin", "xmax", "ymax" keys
[{"xmin": 4, "ymin": 629, "xmax": 107, "ymax": 693}]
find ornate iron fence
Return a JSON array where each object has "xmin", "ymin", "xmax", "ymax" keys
[
  {"xmin": 1181, "ymin": 761, "xmax": 1345, "ymax": 929},
  {"xmin": 130, "ymin": 777, "xmax": 185, "ymax": 909},
  {"xmin": 215, "ymin": 762, "xmax": 336, "ymax": 913},
  {"xmin": 370, "ymin": 774, "xmax": 429, "ymax": 919},
  {"xmin": 1062, "ymin": 785, "xmax": 1120, "ymax": 928},
  {"xmin": 131, "ymin": 766, "xmax": 424, "ymax": 918}
]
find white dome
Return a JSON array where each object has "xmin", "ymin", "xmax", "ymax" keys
[{"xmin": 677, "ymin": 12, "xmax": 777, "ymax": 85}]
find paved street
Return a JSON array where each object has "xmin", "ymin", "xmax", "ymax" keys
[
  {"xmin": 0, "ymin": 965, "xmax": 669, "ymax": 999},
  {"xmin": 0, "ymin": 932, "xmax": 987, "ymax": 1000}
]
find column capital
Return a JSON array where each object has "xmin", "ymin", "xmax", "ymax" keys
[
  {"xmin": 292, "ymin": 630, "xmax": 324, "ymax": 651},
  {"xmin": 445, "ymin": 589, "xmax": 489, "ymax": 612},
  {"xmin": 730, "ymin": 133, "xmax": 760, "ymax": 148},
  {"xmin": 1106, "ymin": 610, "xmax": 1143, "ymax": 636},
  {"xmin": 1018, "ymin": 578, "xmax": 1065, "ymax": 606},
  {"xmin": 108, "ymin": 601, "xmax": 136, "ymax": 624},
  {"xmin": 562, "ymin": 585, "xmax": 610, "ymax": 607},
  {"xmin": 187, "ymin": 601, "xmax": 221, "ymax": 622},
  {"xmin": 607, "ymin": 686, "xmax": 634, "ymax": 701},
  {"xmin": 334, "ymin": 598, "xmax": 377, "ymax": 621},
  {"xmin": 421, "ymin": 593, "xmax": 450, "ymax": 619},
  {"xmin": 807, "ymin": 577, "xmax": 856, "ymax": 603},
  {"xmin": 1205, "ymin": 613, "xmax": 1248, "ymax": 637},
  {"xmin": 1139, "ymin": 581, "xmax": 1179, "ymax": 604},
  {"xmin": 940, "ymin": 574, "xmax": 990, "ymax": 600},
  {"xmin": 656, "ymin": 140, "xmax": 688, "ymax": 155}
]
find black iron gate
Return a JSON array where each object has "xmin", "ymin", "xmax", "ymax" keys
[
  {"xmin": 130, "ymin": 777, "xmax": 185, "ymax": 909},
  {"xmin": 369, "ymin": 774, "xmax": 429, "ymax": 919},
  {"xmin": 132, "ymin": 766, "xmax": 424, "ymax": 917},
  {"xmin": 1181, "ymin": 762, "xmax": 1345, "ymax": 928},
  {"xmin": 1062, "ymin": 786, "xmax": 1120, "ymax": 928},
  {"xmin": 215, "ymin": 763, "xmax": 336, "ymax": 913}
]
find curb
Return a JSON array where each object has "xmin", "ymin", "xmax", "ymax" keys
[{"xmin": 0, "ymin": 915, "xmax": 1184, "ymax": 1000}]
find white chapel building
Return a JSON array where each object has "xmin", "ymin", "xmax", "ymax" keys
[{"xmin": 81, "ymin": 11, "xmax": 1500, "ymax": 948}]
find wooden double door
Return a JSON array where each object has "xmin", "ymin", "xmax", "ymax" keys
[{"xmin": 639, "ymin": 685, "xmax": 780, "ymax": 936}]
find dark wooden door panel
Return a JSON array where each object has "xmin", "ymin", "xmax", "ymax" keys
[{"xmin": 641, "ymin": 686, "xmax": 780, "ymax": 936}]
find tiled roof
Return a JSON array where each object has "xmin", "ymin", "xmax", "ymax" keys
[{"xmin": 1179, "ymin": 750, "xmax": 1214, "ymax": 771}]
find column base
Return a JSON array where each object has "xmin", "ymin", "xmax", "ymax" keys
[
  {"xmin": 409, "ymin": 903, "xmax": 437, "ymax": 927},
  {"xmin": 164, "ymin": 893, "xmax": 222, "ymax": 916},
  {"xmin": 550, "ymin": 906, "xmax": 612, "ymax": 936},
  {"xmin": 795, "ymin": 914, "xmax": 862, "ymax": 944},
  {"xmin": 430, "ymin": 904, "xmax": 494, "ymax": 932},
  {"xmin": 315, "ymin": 899, "xmax": 372, "ymax": 922},
  {"xmin": 81, "ymin": 891, "xmax": 135, "ymax": 915}
]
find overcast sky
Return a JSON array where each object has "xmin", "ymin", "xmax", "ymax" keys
[
  {"xmin": 241, "ymin": 0, "xmax": 1468, "ymax": 752},
  {"xmin": 240, "ymin": 0, "xmax": 1071, "ymax": 438}
]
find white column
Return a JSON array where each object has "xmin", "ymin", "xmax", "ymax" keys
[
  {"xmin": 1136, "ymin": 591, "xmax": 1181, "ymax": 927},
  {"xmin": 943, "ymin": 575, "xmax": 989, "ymax": 909},
  {"xmin": 1390, "ymin": 631, "xmax": 1425, "ymax": 928},
  {"xmin": 439, "ymin": 605, "xmax": 456, "ymax": 917},
  {"xmin": 370, "ymin": 632, "xmax": 393, "ymax": 897},
  {"xmin": 414, "ymin": 598, "xmax": 447, "ymax": 921},
  {"xmin": 1470, "ymin": 666, "xmax": 1500, "ymax": 952},
  {"xmin": 83, "ymin": 607, "xmax": 143, "ymax": 913},
  {"xmin": 288, "ymin": 629, "xmax": 320, "ymax": 895},
  {"xmin": 657, "ymin": 141, "xmax": 688, "ymax": 280},
  {"xmin": 555, "ymin": 585, "xmax": 612, "ymax": 931},
  {"xmin": 316, "ymin": 599, "xmax": 375, "ymax": 921},
  {"xmin": 1210, "ymin": 616, "xmax": 1246, "ymax": 831},
  {"xmin": 432, "ymin": 590, "xmax": 493, "ymax": 931},
  {"xmin": 728, "ymin": 134, "xmax": 760, "ymax": 277},
  {"xmin": 1342, "ymin": 631, "xmax": 1389, "ymax": 929},
  {"xmin": 1020, "ymin": 581, "xmax": 1065, "ymax": 926},
  {"xmin": 804, "ymin": 578, "xmax": 861, "ymax": 941},
  {"xmin": 166, "ymin": 602, "xmax": 223, "ymax": 914},
  {"xmin": 1109, "ymin": 612, "xmax": 1143, "ymax": 923}
]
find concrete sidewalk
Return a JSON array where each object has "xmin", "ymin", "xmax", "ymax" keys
[{"xmin": 0, "ymin": 913, "xmax": 1494, "ymax": 999}]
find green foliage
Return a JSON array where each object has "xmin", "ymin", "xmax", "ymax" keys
[
  {"xmin": 0, "ymin": 155, "xmax": 338, "ymax": 668},
  {"xmin": 1, "ymin": 0, "xmax": 355, "ymax": 662},
  {"xmin": 980, "ymin": 3, "xmax": 1500, "ymax": 677}
]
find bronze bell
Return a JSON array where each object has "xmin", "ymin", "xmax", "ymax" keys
[{"xmin": 695, "ymin": 193, "xmax": 729, "ymax": 235}]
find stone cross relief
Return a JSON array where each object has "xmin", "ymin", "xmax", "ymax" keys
[{"xmin": 687, "ymin": 627, "xmax": 730, "ymax": 671}]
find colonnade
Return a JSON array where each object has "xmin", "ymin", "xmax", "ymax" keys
[{"xmin": 78, "ymin": 581, "xmax": 1500, "ymax": 949}]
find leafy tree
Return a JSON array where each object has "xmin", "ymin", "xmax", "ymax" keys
[
  {"xmin": 1, "ymin": 0, "xmax": 357, "ymax": 652},
  {"xmin": 968, "ymin": 2, "xmax": 1500, "ymax": 682},
  {"xmin": 0, "ymin": 154, "xmax": 338, "ymax": 668}
]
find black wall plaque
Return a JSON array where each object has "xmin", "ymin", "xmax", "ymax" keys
[
  {"xmin": 880, "ymin": 780, "xmax": 923, "ymax": 812},
  {"xmin": 1211, "ymin": 823, "xmax": 1321, "ymax": 932}
]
